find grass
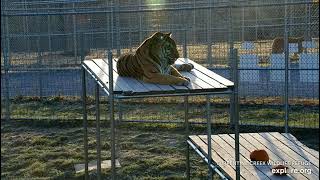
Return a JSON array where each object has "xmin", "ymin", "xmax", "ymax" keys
[
  {"xmin": 1, "ymin": 121, "xmax": 215, "ymax": 179},
  {"xmin": 1, "ymin": 119, "xmax": 319, "ymax": 179},
  {"xmin": 1, "ymin": 96, "xmax": 319, "ymax": 179},
  {"xmin": 3, "ymin": 96, "xmax": 319, "ymax": 128}
]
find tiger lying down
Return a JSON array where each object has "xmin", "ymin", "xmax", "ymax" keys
[{"xmin": 116, "ymin": 32, "xmax": 194, "ymax": 86}]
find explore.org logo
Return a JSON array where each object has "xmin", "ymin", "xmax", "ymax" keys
[{"xmin": 217, "ymin": 160, "xmax": 313, "ymax": 175}]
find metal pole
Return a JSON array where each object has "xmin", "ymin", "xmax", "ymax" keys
[
  {"xmin": 108, "ymin": 50, "xmax": 116, "ymax": 180},
  {"xmin": 109, "ymin": 2, "xmax": 113, "ymax": 51},
  {"xmin": 2, "ymin": 11, "xmax": 10, "ymax": 121},
  {"xmin": 228, "ymin": 0, "xmax": 235, "ymax": 127},
  {"xmin": 72, "ymin": 2, "xmax": 78, "ymax": 63},
  {"xmin": 37, "ymin": 24, "xmax": 43, "ymax": 98},
  {"xmin": 81, "ymin": 32, "xmax": 89, "ymax": 180},
  {"xmin": 23, "ymin": 0, "xmax": 29, "ymax": 53},
  {"xmin": 242, "ymin": 7, "xmax": 244, "ymax": 42},
  {"xmin": 228, "ymin": 0, "xmax": 234, "ymax": 50},
  {"xmin": 139, "ymin": 0, "xmax": 143, "ymax": 42},
  {"xmin": 36, "ymin": 14, "xmax": 43, "ymax": 98},
  {"xmin": 284, "ymin": 2, "xmax": 289, "ymax": 133},
  {"xmin": 95, "ymin": 83, "xmax": 101, "ymax": 180},
  {"xmin": 255, "ymin": 6, "xmax": 258, "ymax": 40},
  {"xmin": 110, "ymin": 1, "xmax": 115, "ymax": 52},
  {"xmin": 232, "ymin": 48, "xmax": 240, "ymax": 180},
  {"xmin": 129, "ymin": 28, "xmax": 133, "ymax": 53},
  {"xmin": 193, "ymin": 0, "xmax": 196, "ymax": 43},
  {"xmin": 184, "ymin": 96, "xmax": 190, "ymax": 179},
  {"xmin": 206, "ymin": 95, "xmax": 212, "ymax": 179},
  {"xmin": 183, "ymin": 29, "xmax": 187, "ymax": 58},
  {"xmin": 115, "ymin": 0, "xmax": 121, "ymax": 57},
  {"xmin": 82, "ymin": 67, "xmax": 89, "ymax": 180},
  {"xmin": 207, "ymin": 0, "xmax": 213, "ymax": 67},
  {"xmin": 47, "ymin": 4, "xmax": 52, "ymax": 52}
]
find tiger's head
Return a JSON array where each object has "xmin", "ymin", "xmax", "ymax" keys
[{"xmin": 138, "ymin": 32, "xmax": 179, "ymax": 65}]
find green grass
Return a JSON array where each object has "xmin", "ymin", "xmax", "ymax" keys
[
  {"xmin": 1, "ymin": 121, "xmax": 219, "ymax": 179},
  {"xmin": 1, "ymin": 96, "xmax": 319, "ymax": 179},
  {"xmin": 3, "ymin": 96, "xmax": 319, "ymax": 128},
  {"xmin": 1, "ymin": 120, "xmax": 319, "ymax": 179}
]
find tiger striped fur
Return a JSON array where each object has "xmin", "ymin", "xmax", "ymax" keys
[{"xmin": 116, "ymin": 32, "xmax": 193, "ymax": 85}]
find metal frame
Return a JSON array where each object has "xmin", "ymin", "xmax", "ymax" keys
[
  {"xmin": 81, "ymin": 49, "xmax": 240, "ymax": 179},
  {"xmin": 95, "ymin": 83, "xmax": 101, "ymax": 180},
  {"xmin": 81, "ymin": 66, "xmax": 89, "ymax": 180},
  {"xmin": 284, "ymin": 1, "xmax": 290, "ymax": 134},
  {"xmin": 231, "ymin": 49, "xmax": 240, "ymax": 180},
  {"xmin": 187, "ymin": 140, "xmax": 228, "ymax": 180},
  {"xmin": 206, "ymin": 95, "xmax": 213, "ymax": 179}
]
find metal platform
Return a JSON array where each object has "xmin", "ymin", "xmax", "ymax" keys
[
  {"xmin": 188, "ymin": 132, "xmax": 319, "ymax": 180},
  {"xmin": 81, "ymin": 50, "xmax": 239, "ymax": 180},
  {"xmin": 82, "ymin": 58, "xmax": 234, "ymax": 97}
]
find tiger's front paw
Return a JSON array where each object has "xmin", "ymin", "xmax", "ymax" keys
[
  {"xmin": 183, "ymin": 76, "xmax": 190, "ymax": 82},
  {"xmin": 182, "ymin": 63, "xmax": 194, "ymax": 72},
  {"xmin": 176, "ymin": 63, "xmax": 194, "ymax": 72},
  {"xmin": 182, "ymin": 79, "xmax": 190, "ymax": 86},
  {"xmin": 189, "ymin": 63, "xmax": 194, "ymax": 71},
  {"xmin": 177, "ymin": 78, "xmax": 190, "ymax": 86}
]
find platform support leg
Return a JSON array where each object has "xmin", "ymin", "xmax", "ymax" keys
[
  {"xmin": 231, "ymin": 48, "xmax": 240, "ymax": 180},
  {"xmin": 82, "ymin": 67, "xmax": 89, "ymax": 180},
  {"xmin": 184, "ymin": 96, "xmax": 190, "ymax": 179},
  {"xmin": 108, "ymin": 51, "xmax": 116, "ymax": 180},
  {"xmin": 95, "ymin": 83, "xmax": 101, "ymax": 180},
  {"xmin": 206, "ymin": 95, "xmax": 212, "ymax": 179}
]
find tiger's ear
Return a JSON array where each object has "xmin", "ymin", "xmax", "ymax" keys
[
  {"xmin": 165, "ymin": 32, "xmax": 172, "ymax": 37},
  {"xmin": 152, "ymin": 32, "xmax": 165, "ymax": 41}
]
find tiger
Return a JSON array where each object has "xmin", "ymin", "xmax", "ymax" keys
[
  {"xmin": 271, "ymin": 37, "xmax": 304, "ymax": 60},
  {"xmin": 116, "ymin": 32, "xmax": 194, "ymax": 86}
]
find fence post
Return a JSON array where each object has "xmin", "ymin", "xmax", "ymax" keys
[
  {"xmin": 184, "ymin": 96, "xmax": 190, "ymax": 179},
  {"xmin": 206, "ymin": 95, "xmax": 212, "ymax": 179},
  {"xmin": 108, "ymin": 50, "xmax": 116, "ymax": 180},
  {"xmin": 95, "ymin": 83, "xmax": 101, "ymax": 180},
  {"xmin": 139, "ymin": 0, "xmax": 143, "ymax": 42},
  {"xmin": 115, "ymin": 0, "xmax": 121, "ymax": 57},
  {"xmin": 284, "ymin": 1, "xmax": 289, "ymax": 133},
  {"xmin": 72, "ymin": 2, "xmax": 78, "ymax": 63},
  {"xmin": 2, "ymin": 13, "xmax": 11, "ymax": 121},
  {"xmin": 207, "ymin": 0, "xmax": 213, "ymax": 67},
  {"xmin": 183, "ymin": 29, "xmax": 188, "ymax": 58},
  {"xmin": 47, "ymin": 4, "xmax": 52, "ymax": 53},
  {"xmin": 231, "ymin": 48, "xmax": 240, "ymax": 180},
  {"xmin": 37, "ymin": 35, "xmax": 43, "ymax": 98},
  {"xmin": 228, "ymin": 0, "xmax": 235, "ymax": 127},
  {"xmin": 80, "ymin": 32, "xmax": 89, "ymax": 180}
]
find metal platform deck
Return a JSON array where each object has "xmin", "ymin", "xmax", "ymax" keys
[
  {"xmin": 188, "ymin": 132, "xmax": 319, "ymax": 180},
  {"xmin": 82, "ymin": 58, "xmax": 233, "ymax": 97}
]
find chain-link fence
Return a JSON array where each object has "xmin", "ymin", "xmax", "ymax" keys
[{"xmin": 1, "ymin": 0, "xmax": 319, "ymax": 128}]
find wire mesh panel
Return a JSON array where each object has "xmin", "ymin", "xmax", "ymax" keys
[{"xmin": 1, "ymin": 0, "xmax": 319, "ymax": 128}]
